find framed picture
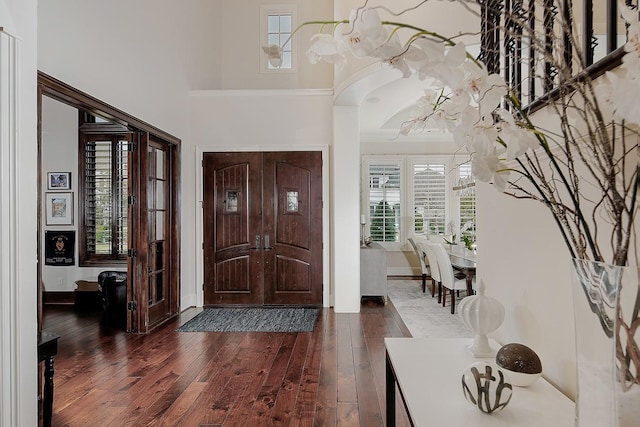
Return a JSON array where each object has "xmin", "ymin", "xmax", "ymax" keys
[
  {"xmin": 47, "ymin": 172, "xmax": 71, "ymax": 190},
  {"xmin": 45, "ymin": 192, "xmax": 74, "ymax": 225},
  {"xmin": 44, "ymin": 230, "xmax": 75, "ymax": 266}
]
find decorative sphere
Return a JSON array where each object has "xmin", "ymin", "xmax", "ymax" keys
[
  {"xmin": 496, "ymin": 343, "xmax": 543, "ymax": 387},
  {"xmin": 461, "ymin": 362, "xmax": 513, "ymax": 413}
]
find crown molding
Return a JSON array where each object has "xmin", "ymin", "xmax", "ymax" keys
[{"xmin": 189, "ymin": 88, "xmax": 334, "ymax": 98}]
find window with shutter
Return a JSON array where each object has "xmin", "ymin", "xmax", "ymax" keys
[
  {"xmin": 457, "ymin": 163, "xmax": 476, "ymax": 242},
  {"xmin": 80, "ymin": 132, "xmax": 129, "ymax": 265},
  {"xmin": 363, "ymin": 155, "xmax": 474, "ymax": 249},
  {"xmin": 412, "ymin": 162, "xmax": 446, "ymax": 235},
  {"xmin": 367, "ymin": 162, "xmax": 401, "ymax": 243}
]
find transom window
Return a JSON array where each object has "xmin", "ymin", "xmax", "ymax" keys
[
  {"xmin": 267, "ymin": 14, "xmax": 292, "ymax": 69},
  {"xmin": 260, "ymin": 5, "xmax": 297, "ymax": 72}
]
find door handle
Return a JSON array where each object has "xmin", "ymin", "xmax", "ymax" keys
[
  {"xmin": 252, "ymin": 235, "xmax": 261, "ymax": 250},
  {"xmin": 264, "ymin": 235, "xmax": 272, "ymax": 250}
]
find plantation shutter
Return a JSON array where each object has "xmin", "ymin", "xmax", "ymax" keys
[
  {"xmin": 413, "ymin": 163, "xmax": 446, "ymax": 235},
  {"xmin": 84, "ymin": 137, "xmax": 128, "ymax": 258},
  {"xmin": 116, "ymin": 139, "xmax": 128, "ymax": 255},
  {"xmin": 458, "ymin": 163, "xmax": 476, "ymax": 239},
  {"xmin": 368, "ymin": 163, "xmax": 401, "ymax": 242}
]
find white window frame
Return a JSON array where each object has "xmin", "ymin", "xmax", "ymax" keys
[
  {"xmin": 409, "ymin": 157, "xmax": 450, "ymax": 238},
  {"xmin": 260, "ymin": 4, "xmax": 297, "ymax": 73},
  {"xmin": 363, "ymin": 157, "xmax": 405, "ymax": 250},
  {"xmin": 363, "ymin": 155, "xmax": 469, "ymax": 251},
  {"xmin": 456, "ymin": 162, "xmax": 477, "ymax": 243}
]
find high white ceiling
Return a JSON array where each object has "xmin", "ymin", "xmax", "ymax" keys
[{"xmin": 335, "ymin": 43, "xmax": 482, "ymax": 144}]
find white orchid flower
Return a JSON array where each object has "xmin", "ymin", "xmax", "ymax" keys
[
  {"xmin": 307, "ymin": 34, "xmax": 348, "ymax": 68},
  {"xmin": 463, "ymin": 62, "xmax": 507, "ymax": 114},
  {"xmin": 471, "ymin": 146, "xmax": 510, "ymax": 192},
  {"xmin": 262, "ymin": 44, "xmax": 283, "ymax": 68},
  {"xmin": 459, "ymin": 107, "xmax": 498, "ymax": 153},
  {"xmin": 620, "ymin": 1, "xmax": 640, "ymax": 29},
  {"xmin": 412, "ymin": 39, "xmax": 466, "ymax": 86},
  {"xmin": 378, "ymin": 34, "xmax": 413, "ymax": 77},
  {"xmin": 451, "ymin": 106, "xmax": 498, "ymax": 153},
  {"xmin": 442, "ymin": 87, "xmax": 471, "ymax": 116},
  {"xmin": 412, "ymin": 38, "xmax": 446, "ymax": 80},
  {"xmin": 495, "ymin": 109, "xmax": 538, "ymax": 160},
  {"xmin": 618, "ymin": 2, "xmax": 640, "ymax": 78},
  {"xmin": 344, "ymin": 7, "xmax": 388, "ymax": 57}
]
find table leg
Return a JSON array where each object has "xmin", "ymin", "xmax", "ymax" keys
[
  {"xmin": 43, "ymin": 355, "xmax": 54, "ymax": 427},
  {"xmin": 386, "ymin": 351, "xmax": 396, "ymax": 427}
]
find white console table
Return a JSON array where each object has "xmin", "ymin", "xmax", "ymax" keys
[
  {"xmin": 360, "ymin": 242, "xmax": 387, "ymax": 299},
  {"xmin": 385, "ymin": 338, "xmax": 574, "ymax": 426}
]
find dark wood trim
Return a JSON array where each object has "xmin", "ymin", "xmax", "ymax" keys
[
  {"xmin": 606, "ymin": 0, "xmax": 618, "ymax": 54},
  {"xmin": 37, "ymin": 81, "xmax": 44, "ymax": 331},
  {"xmin": 583, "ymin": 0, "xmax": 594, "ymax": 66},
  {"xmin": 170, "ymin": 138, "xmax": 181, "ymax": 321},
  {"xmin": 38, "ymin": 71, "xmax": 183, "ymax": 335},
  {"xmin": 526, "ymin": 47, "xmax": 625, "ymax": 114},
  {"xmin": 38, "ymin": 71, "xmax": 180, "ymax": 146},
  {"xmin": 42, "ymin": 291, "xmax": 75, "ymax": 305}
]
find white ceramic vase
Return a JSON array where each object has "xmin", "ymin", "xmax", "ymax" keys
[{"xmin": 458, "ymin": 280, "xmax": 505, "ymax": 357}]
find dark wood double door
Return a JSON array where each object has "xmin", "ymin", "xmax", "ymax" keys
[{"xmin": 203, "ymin": 151, "xmax": 323, "ymax": 306}]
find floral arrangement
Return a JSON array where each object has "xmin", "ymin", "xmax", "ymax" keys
[
  {"xmin": 263, "ymin": 0, "xmax": 639, "ymax": 400},
  {"xmin": 263, "ymin": 1, "xmax": 637, "ymax": 269}
]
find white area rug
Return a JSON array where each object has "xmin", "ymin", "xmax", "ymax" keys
[{"xmin": 387, "ymin": 279, "xmax": 473, "ymax": 338}]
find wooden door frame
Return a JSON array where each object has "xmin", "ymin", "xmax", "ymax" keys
[
  {"xmin": 195, "ymin": 145, "xmax": 331, "ymax": 308},
  {"xmin": 37, "ymin": 71, "xmax": 181, "ymax": 333}
]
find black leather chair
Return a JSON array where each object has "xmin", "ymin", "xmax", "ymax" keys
[{"xmin": 98, "ymin": 271, "xmax": 127, "ymax": 328}]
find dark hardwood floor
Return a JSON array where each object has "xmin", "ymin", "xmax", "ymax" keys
[{"xmin": 42, "ymin": 298, "xmax": 412, "ymax": 426}]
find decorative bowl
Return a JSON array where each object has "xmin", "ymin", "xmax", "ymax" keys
[
  {"xmin": 461, "ymin": 362, "xmax": 513, "ymax": 413},
  {"xmin": 501, "ymin": 369, "xmax": 542, "ymax": 387},
  {"xmin": 495, "ymin": 343, "xmax": 542, "ymax": 387}
]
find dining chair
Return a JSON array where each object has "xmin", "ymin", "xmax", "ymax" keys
[
  {"xmin": 432, "ymin": 243, "xmax": 475, "ymax": 314},
  {"xmin": 421, "ymin": 241, "xmax": 442, "ymax": 300},
  {"xmin": 408, "ymin": 238, "xmax": 429, "ymax": 293}
]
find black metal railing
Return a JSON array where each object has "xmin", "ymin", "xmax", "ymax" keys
[{"xmin": 479, "ymin": 0, "xmax": 635, "ymax": 110}]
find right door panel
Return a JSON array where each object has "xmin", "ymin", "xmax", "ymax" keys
[{"xmin": 263, "ymin": 151, "xmax": 323, "ymax": 305}]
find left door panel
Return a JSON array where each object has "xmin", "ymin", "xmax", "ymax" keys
[{"xmin": 203, "ymin": 152, "xmax": 264, "ymax": 305}]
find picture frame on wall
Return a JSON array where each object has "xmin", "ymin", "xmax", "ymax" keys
[
  {"xmin": 44, "ymin": 230, "xmax": 75, "ymax": 266},
  {"xmin": 47, "ymin": 172, "xmax": 71, "ymax": 190},
  {"xmin": 45, "ymin": 192, "xmax": 74, "ymax": 226}
]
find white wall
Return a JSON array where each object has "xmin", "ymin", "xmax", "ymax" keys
[
  {"xmin": 37, "ymin": 0, "xmax": 340, "ymax": 312},
  {"xmin": 0, "ymin": 0, "xmax": 38, "ymax": 425},
  {"xmin": 477, "ymin": 180, "xmax": 577, "ymax": 398},
  {"xmin": 187, "ymin": 90, "xmax": 334, "ymax": 308},
  {"xmin": 332, "ymin": 106, "xmax": 361, "ymax": 312}
]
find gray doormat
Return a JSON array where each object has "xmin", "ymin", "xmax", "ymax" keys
[{"xmin": 176, "ymin": 307, "xmax": 320, "ymax": 332}]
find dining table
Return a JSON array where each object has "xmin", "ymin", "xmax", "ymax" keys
[
  {"xmin": 414, "ymin": 238, "xmax": 478, "ymax": 296},
  {"xmin": 447, "ymin": 247, "xmax": 476, "ymax": 295}
]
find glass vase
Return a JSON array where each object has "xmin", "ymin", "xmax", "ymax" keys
[{"xmin": 570, "ymin": 259, "xmax": 640, "ymax": 427}]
